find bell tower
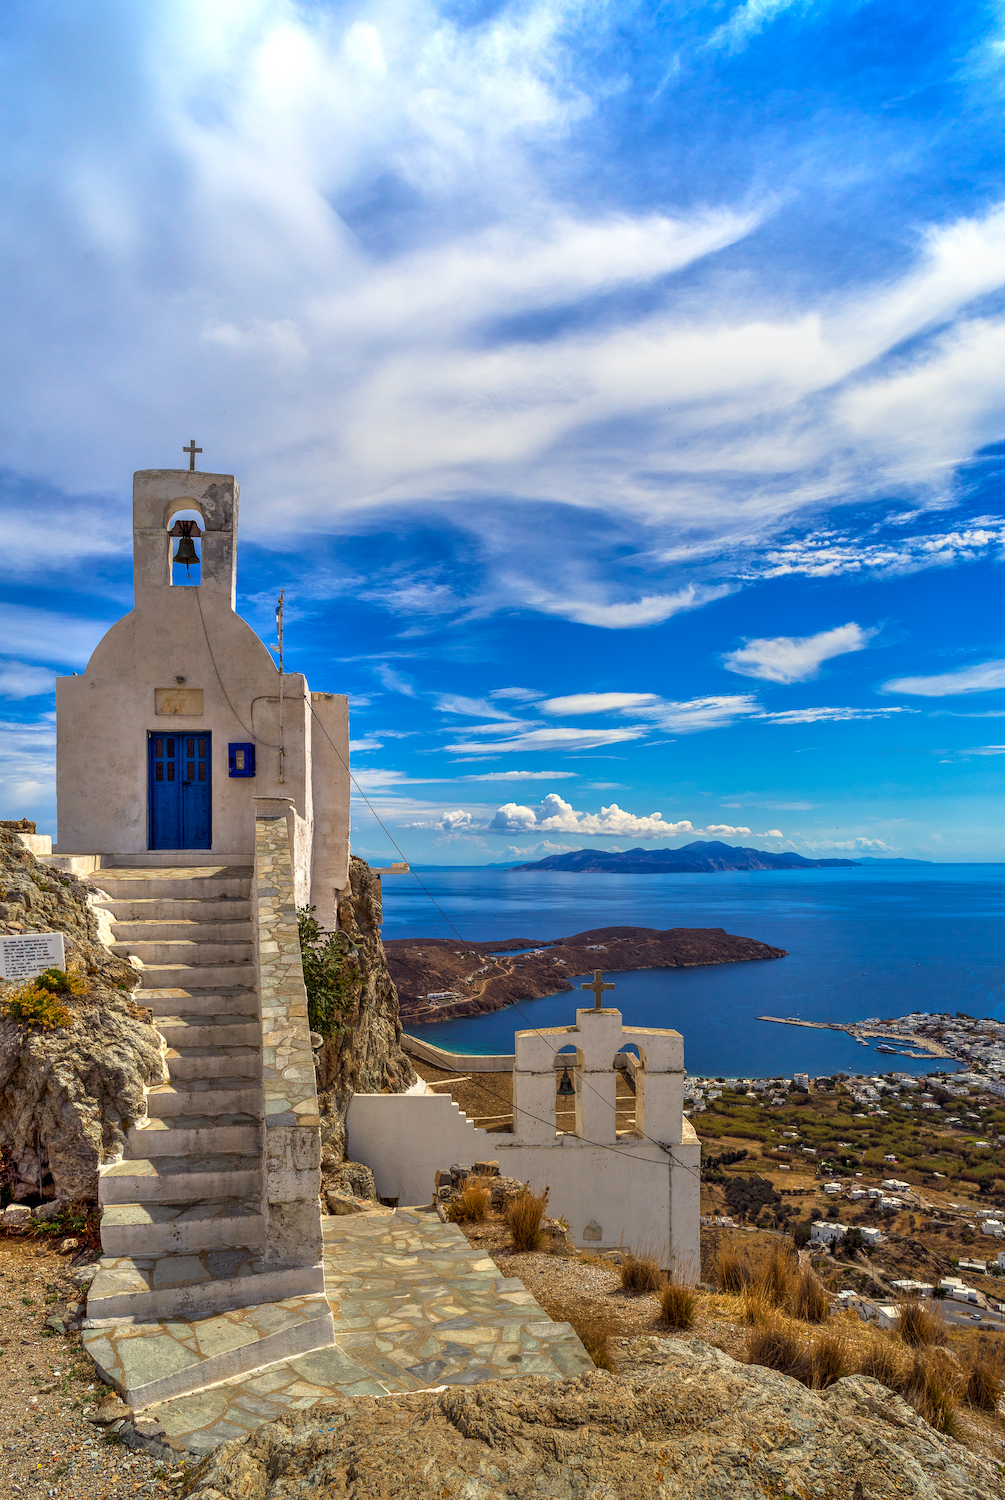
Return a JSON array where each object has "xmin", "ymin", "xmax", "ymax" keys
[{"xmin": 132, "ymin": 468, "xmax": 239, "ymax": 609}]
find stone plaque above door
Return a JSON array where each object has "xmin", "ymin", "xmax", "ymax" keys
[{"xmin": 155, "ymin": 687, "xmax": 204, "ymax": 715}]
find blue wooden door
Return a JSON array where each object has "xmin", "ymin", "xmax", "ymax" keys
[{"xmin": 148, "ymin": 732, "xmax": 212, "ymax": 849}]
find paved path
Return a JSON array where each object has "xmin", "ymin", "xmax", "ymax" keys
[{"xmin": 143, "ymin": 1208, "xmax": 592, "ymax": 1453}]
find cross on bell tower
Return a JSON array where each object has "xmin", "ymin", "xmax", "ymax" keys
[
  {"xmin": 183, "ymin": 439, "xmax": 202, "ymax": 471},
  {"xmin": 582, "ymin": 969, "xmax": 615, "ymax": 1009}
]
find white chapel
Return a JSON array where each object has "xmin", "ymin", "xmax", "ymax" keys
[{"xmin": 54, "ymin": 464, "xmax": 349, "ymax": 922}]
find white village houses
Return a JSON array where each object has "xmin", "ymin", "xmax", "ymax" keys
[{"xmin": 25, "ymin": 460, "xmax": 700, "ymax": 1414}]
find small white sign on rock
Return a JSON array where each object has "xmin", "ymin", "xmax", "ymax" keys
[{"xmin": 0, "ymin": 931, "xmax": 65, "ymax": 981}]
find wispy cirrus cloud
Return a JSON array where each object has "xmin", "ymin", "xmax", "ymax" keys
[
  {"xmin": 445, "ymin": 724, "xmax": 648, "ymax": 755},
  {"xmin": 882, "ymin": 661, "xmax": 1005, "ymax": 696}
]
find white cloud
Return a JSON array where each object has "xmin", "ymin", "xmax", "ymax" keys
[
  {"xmin": 882, "ymin": 661, "xmax": 1005, "ymax": 696},
  {"xmin": 965, "ymin": 745, "xmax": 1005, "ymax": 755},
  {"xmin": 0, "ymin": 718, "xmax": 56, "ymax": 824},
  {"xmin": 489, "ymin": 687, "xmax": 544, "ymax": 701},
  {"xmin": 748, "ymin": 519, "xmax": 1005, "ymax": 582},
  {"xmin": 764, "ymin": 829, "xmax": 783, "ymax": 838},
  {"xmin": 457, "ymin": 769, "xmax": 577, "ymax": 780},
  {"xmin": 707, "ymin": 0, "xmax": 803, "ymax": 53},
  {"xmin": 435, "ymin": 694, "xmax": 522, "ymax": 719},
  {"xmin": 445, "ymin": 725, "xmax": 648, "ymax": 754},
  {"xmin": 540, "ymin": 692, "xmax": 658, "ymax": 716},
  {"xmin": 11, "ymin": 8, "xmax": 1005, "ymax": 636},
  {"xmin": 349, "ymin": 737, "xmax": 385, "ymax": 753},
  {"xmin": 489, "ymin": 793, "xmax": 692, "ymax": 838},
  {"xmin": 526, "ymin": 585, "xmax": 734, "ymax": 630},
  {"xmin": 706, "ymin": 824, "xmax": 751, "ymax": 836},
  {"xmin": 0, "ymin": 605, "xmax": 113, "ymax": 669},
  {"xmin": 723, "ymin": 623, "xmax": 877, "ymax": 684},
  {"xmin": 637, "ymin": 696, "xmax": 762, "ymax": 733},
  {"xmin": 438, "ymin": 809, "xmax": 474, "ymax": 830},
  {"xmin": 762, "ymin": 706, "xmax": 919, "ymax": 724},
  {"xmin": 0, "ymin": 662, "xmax": 57, "ymax": 699}
]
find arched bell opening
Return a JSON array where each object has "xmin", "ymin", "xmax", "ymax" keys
[
  {"xmin": 167, "ymin": 506, "xmax": 204, "ymax": 587},
  {"xmin": 614, "ymin": 1044, "xmax": 643, "ymax": 1136},
  {"xmin": 554, "ymin": 1043, "xmax": 582, "ymax": 1135}
]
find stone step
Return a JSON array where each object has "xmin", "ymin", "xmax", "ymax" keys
[
  {"xmin": 90, "ymin": 876, "xmax": 251, "ymax": 900},
  {"xmin": 166, "ymin": 1045, "xmax": 261, "ymax": 1081},
  {"xmin": 128, "ymin": 1113, "xmax": 260, "ymax": 1157},
  {"xmin": 101, "ymin": 1200, "xmax": 265, "ymax": 1257},
  {"xmin": 86, "ymin": 1250, "xmax": 326, "ymax": 1324},
  {"xmin": 146, "ymin": 1079, "xmax": 261, "ymax": 1118},
  {"xmin": 135, "ymin": 986, "xmax": 257, "ymax": 1015},
  {"xmin": 107, "ymin": 919, "xmax": 254, "ymax": 944},
  {"xmin": 83, "ymin": 1292, "xmax": 334, "ymax": 1411},
  {"xmin": 153, "ymin": 1014, "xmax": 259, "ymax": 1048},
  {"xmin": 112, "ymin": 939, "xmax": 255, "ymax": 965},
  {"xmin": 99, "ymin": 1155, "xmax": 261, "ymax": 1205},
  {"xmin": 137, "ymin": 962, "xmax": 257, "ymax": 988},
  {"xmin": 95, "ymin": 897, "xmax": 252, "ymax": 922}
]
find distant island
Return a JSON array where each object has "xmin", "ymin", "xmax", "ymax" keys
[
  {"xmin": 509, "ymin": 839, "xmax": 860, "ymax": 873},
  {"xmin": 386, "ymin": 923, "xmax": 787, "ymax": 1024}
]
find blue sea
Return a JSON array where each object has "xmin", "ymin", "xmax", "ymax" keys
[{"xmin": 378, "ymin": 866, "xmax": 1005, "ymax": 1078}]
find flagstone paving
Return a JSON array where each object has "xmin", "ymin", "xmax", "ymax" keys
[{"xmin": 140, "ymin": 1208, "xmax": 593, "ymax": 1453}]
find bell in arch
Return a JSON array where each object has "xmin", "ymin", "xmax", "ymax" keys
[
  {"xmin": 170, "ymin": 518, "xmax": 202, "ymax": 574},
  {"xmin": 557, "ymin": 1067, "xmax": 575, "ymax": 1097}
]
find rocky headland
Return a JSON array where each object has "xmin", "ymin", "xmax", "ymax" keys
[
  {"xmin": 385, "ymin": 924, "xmax": 787, "ymax": 1025},
  {"xmin": 0, "ymin": 826, "xmax": 166, "ymax": 1206},
  {"xmin": 183, "ymin": 1335, "xmax": 1000, "ymax": 1499}
]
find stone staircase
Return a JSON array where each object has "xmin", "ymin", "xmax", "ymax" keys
[{"xmin": 81, "ymin": 860, "xmax": 332, "ymax": 1407}]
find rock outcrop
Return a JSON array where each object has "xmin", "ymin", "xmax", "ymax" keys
[
  {"xmin": 0, "ymin": 829, "xmax": 167, "ymax": 1203},
  {"xmin": 315, "ymin": 857, "xmax": 415, "ymax": 1193},
  {"xmin": 181, "ymin": 1336, "xmax": 999, "ymax": 1499}
]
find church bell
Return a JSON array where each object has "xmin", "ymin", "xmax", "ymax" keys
[
  {"xmin": 173, "ymin": 534, "xmax": 199, "ymax": 570},
  {"xmin": 557, "ymin": 1068, "xmax": 575, "ymax": 1097}
]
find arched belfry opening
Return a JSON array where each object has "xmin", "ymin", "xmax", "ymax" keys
[
  {"xmin": 168, "ymin": 506, "xmax": 204, "ymax": 587},
  {"xmin": 555, "ymin": 1043, "xmax": 582, "ymax": 1136},
  {"xmin": 615, "ymin": 1043, "xmax": 643, "ymax": 1136}
]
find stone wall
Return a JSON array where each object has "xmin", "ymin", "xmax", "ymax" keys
[
  {"xmin": 315, "ymin": 857, "xmax": 415, "ymax": 1192},
  {"xmin": 253, "ymin": 803, "xmax": 323, "ymax": 1266},
  {"xmin": 0, "ymin": 828, "xmax": 167, "ymax": 1203}
]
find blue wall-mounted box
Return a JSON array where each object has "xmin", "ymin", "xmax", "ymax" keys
[{"xmin": 228, "ymin": 743, "xmax": 256, "ymax": 778}]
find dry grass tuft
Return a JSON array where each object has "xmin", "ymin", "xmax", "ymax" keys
[
  {"xmin": 902, "ymin": 1348, "xmax": 960, "ymax": 1435},
  {"xmin": 659, "ymin": 1278, "xmax": 697, "ymax": 1331},
  {"xmin": 541, "ymin": 1298, "xmax": 617, "ymax": 1373},
  {"xmin": 961, "ymin": 1338, "xmax": 1005, "ymax": 1413},
  {"xmin": 858, "ymin": 1334, "xmax": 909, "ymax": 1392},
  {"xmin": 756, "ymin": 1243, "xmax": 797, "ymax": 1308},
  {"xmin": 620, "ymin": 1251, "xmax": 664, "ymax": 1295},
  {"xmin": 446, "ymin": 1183, "xmax": 490, "ymax": 1224},
  {"xmin": 897, "ymin": 1299, "xmax": 944, "ymax": 1348},
  {"xmin": 746, "ymin": 1315, "xmax": 812, "ymax": 1385},
  {"xmin": 791, "ymin": 1267, "xmax": 830, "ymax": 1324},
  {"xmin": 713, "ymin": 1242, "xmax": 752, "ymax": 1295},
  {"xmin": 505, "ymin": 1188, "xmax": 549, "ymax": 1252},
  {"xmin": 811, "ymin": 1328, "xmax": 850, "ymax": 1390},
  {"xmin": 739, "ymin": 1283, "xmax": 774, "ymax": 1326}
]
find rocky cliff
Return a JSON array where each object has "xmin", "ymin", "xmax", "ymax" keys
[
  {"xmin": 315, "ymin": 856, "xmax": 415, "ymax": 1189},
  {"xmin": 182, "ymin": 1335, "xmax": 1000, "ymax": 1499},
  {"xmin": 0, "ymin": 829, "xmax": 167, "ymax": 1204}
]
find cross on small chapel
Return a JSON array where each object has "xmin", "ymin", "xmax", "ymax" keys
[
  {"xmin": 183, "ymin": 439, "xmax": 202, "ymax": 471},
  {"xmin": 582, "ymin": 968, "xmax": 615, "ymax": 1009}
]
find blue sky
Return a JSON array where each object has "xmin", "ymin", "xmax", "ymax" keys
[{"xmin": 4, "ymin": 0, "xmax": 1005, "ymax": 862}]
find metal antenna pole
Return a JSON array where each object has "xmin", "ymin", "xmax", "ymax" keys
[{"xmin": 276, "ymin": 588, "xmax": 285, "ymax": 783}]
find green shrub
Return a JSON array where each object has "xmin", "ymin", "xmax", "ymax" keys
[
  {"xmin": 297, "ymin": 907, "xmax": 362, "ymax": 1039},
  {"xmin": 2, "ymin": 983, "xmax": 72, "ymax": 1029}
]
